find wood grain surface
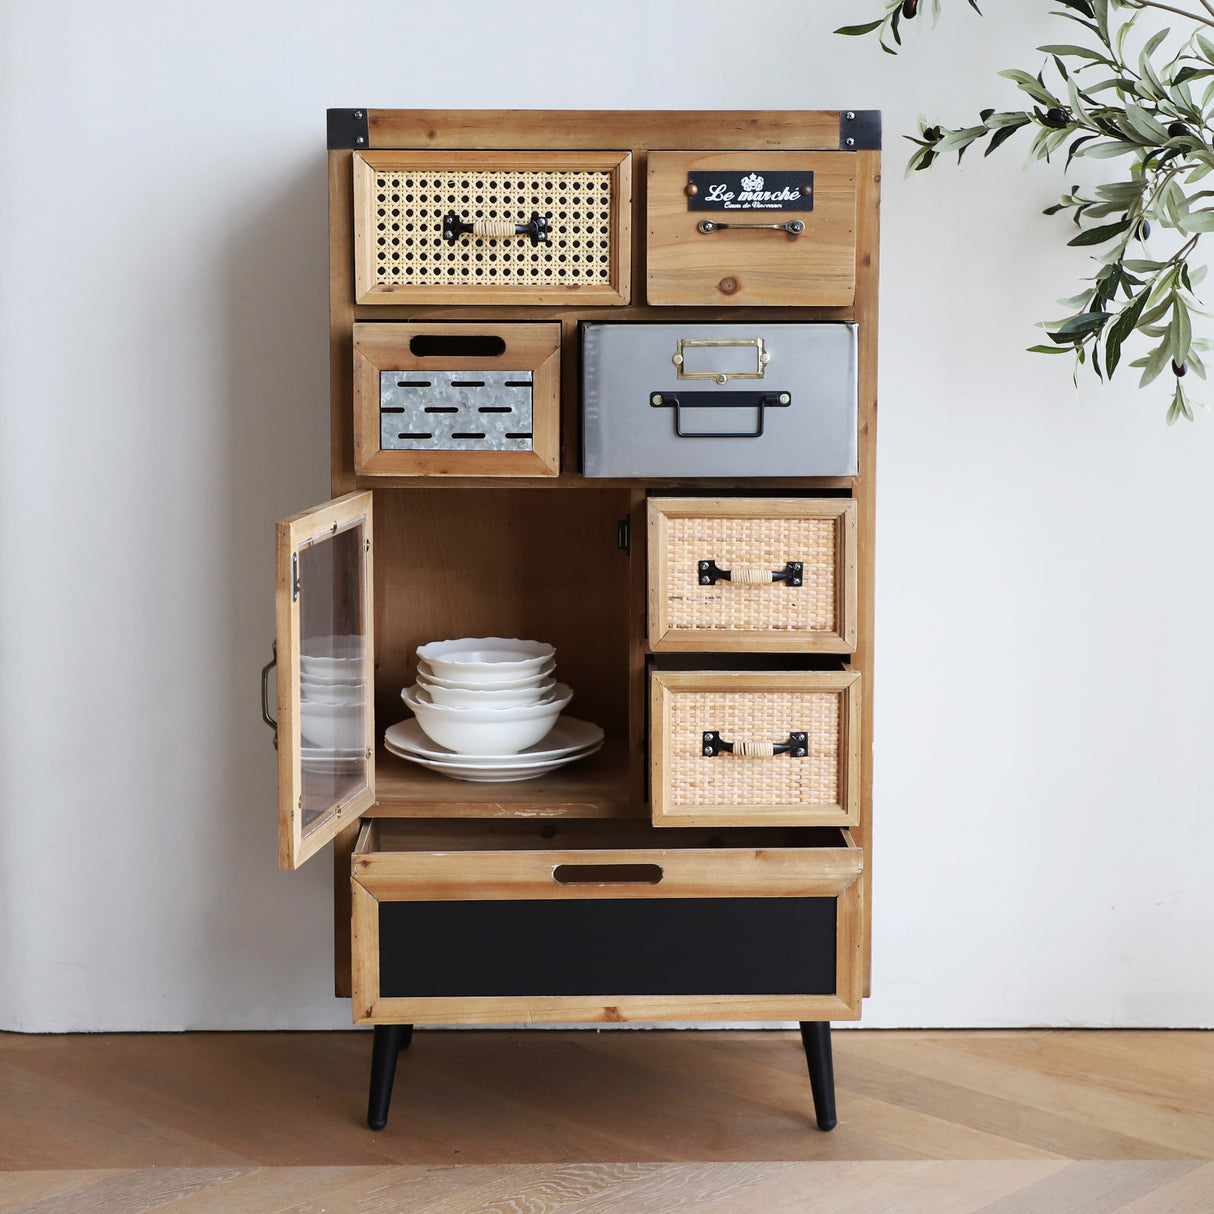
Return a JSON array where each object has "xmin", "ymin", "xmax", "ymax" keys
[{"xmin": 1, "ymin": 1030, "xmax": 1209, "ymax": 1211}]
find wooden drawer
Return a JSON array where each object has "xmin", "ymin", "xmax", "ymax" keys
[
  {"xmin": 350, "ymin": 818, "xmax": 863, "ymax": 1025},
  {"xmin": 646, "ymin": 151, "xmax": 856, "ymax": 307},
  {"xmin": 650, "ymin": 670, "xmax": 860, "ymax": 828},
  {"xmin": 353, "ymin": 322, "xmax": 561, "ymax": 477},
  {"xmin": 648, "ymin": 498, "xmax": 857, "ymax": 652},
  {"xmin": 353, "ymin": 150, "xmax": 632, "ymax": 305}
]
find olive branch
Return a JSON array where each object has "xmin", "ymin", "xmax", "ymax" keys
[{"xmin": 838, "ymin": 0, "xmax": 1214, "ymax": 423}]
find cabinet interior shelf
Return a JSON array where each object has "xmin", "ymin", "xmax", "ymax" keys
[{"xmin": 372, "ymin": 738, "xmax": 639, "ymax": 818}]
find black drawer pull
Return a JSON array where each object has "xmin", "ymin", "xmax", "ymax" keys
[
  {"xmin": 702, "ymin": 731, "xmax": 808, "ymax": 758},
  {"xmin": 552, "ymin": 864, "xmax": 664, "ymax": 885},
  {"xmin": 699, "ymin": 559, "xmax": 803, "ymax": 587},
  {"xmin": 649, "ymin": 390, "xmax": 792, "ymax": 439},
  {"xmin": 442, "ymin": 211, "xmax": 552, "ymax": 247}
]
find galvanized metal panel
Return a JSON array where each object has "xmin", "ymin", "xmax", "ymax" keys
[{"xmin": 380, "ymin": 370, "xmax": 534, "ymax": 451}]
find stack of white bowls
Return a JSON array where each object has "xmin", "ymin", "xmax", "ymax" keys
[
  {"xmin": 299, "ymin": 635, "xmax": 365, "ymax": 757},
  {"xmin": 401, "ymin": 637, "xmax": 572, "ymax": 755}
]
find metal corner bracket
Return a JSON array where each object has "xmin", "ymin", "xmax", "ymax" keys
[
  {"xmin": 327, "ymin": 108, "xmax": 370, "ymax": 150},
  {"xmin": 840, "ymin": 110, "xmax": 882, "ymax": 151}
]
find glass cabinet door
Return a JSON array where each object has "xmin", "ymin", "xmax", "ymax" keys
[{"xmin": 275, "ymin": 491, "xmax": 375, "ymax": 870}]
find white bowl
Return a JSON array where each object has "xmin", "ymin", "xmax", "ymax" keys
[
  {"xmin": 417, "ymin": 657, "xmax": 556, "ymax": 690},
  {"xmin": 415, "ymin": 638, "xmax": 555, "ymax": 685},
  {"xmin": 300, "ymin": 680, "xmax": 364, "ymax": 707},
  {"xmin": 416, "ymin": 676, "xmax": 556, "ymax": 708},
  {"xmin": 299, "ymin": 701, "xmax": 365, "ymax": 750},
  {"xmin": 300, "ymin": 635, "xmax": 364, "ymax": 678},
  {"xmin": 402, "ymin": 683, "xmax": 572, "ymax": 754}
]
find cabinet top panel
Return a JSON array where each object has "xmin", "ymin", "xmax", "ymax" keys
[{"xmin": 327, "ymin": 109, "xmax": 881, "ymax": 153}]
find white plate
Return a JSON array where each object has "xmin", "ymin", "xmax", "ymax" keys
[
  {"xmin": 384, "ymin": 716, "xmax": 604, "ymax": 765},
  {"xmin": 384, "ymin": 740, "xmax": 603, "ymax": 782},
  {"xmin": 301, "ymin": 745, "xmax": 365, "ymax": 773}
]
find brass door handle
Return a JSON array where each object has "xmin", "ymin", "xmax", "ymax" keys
[
  {"xmin": 697, "ymin": 219, "xmax": 804, "ymax": 234},
  {"xmin": 261, "ymin": 644, "xmax": 278, "ymax": 747}
]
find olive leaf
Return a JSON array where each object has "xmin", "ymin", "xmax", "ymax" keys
[{"xmin": 838, "ymin": 0, "xmax": 1214, "ymax": 421}]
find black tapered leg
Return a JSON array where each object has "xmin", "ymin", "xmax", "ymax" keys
[
  {"xmin": 799, "ymin": 1021, "xmax": 837, "ymax": 1131},
  {"xmin": 367, "ymin": 1023, "xmax": 412, "ymax": 1130}
]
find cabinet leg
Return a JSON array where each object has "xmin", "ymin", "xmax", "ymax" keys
[
  {"xmin": 799, "ymin": 1021, "xmax": 837, "ymax": 1131},
  {"xmin": 367, "ymin": 1023, "xmax": 412, "ymax": 1130}
]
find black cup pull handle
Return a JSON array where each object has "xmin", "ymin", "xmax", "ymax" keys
[
  {"xmin": 699, "ymin": 560, "xmax": 803, "ymax": 587},
  {"xmin": 702, "ymin": 731, "xmax": 808, "ymax": 758}
]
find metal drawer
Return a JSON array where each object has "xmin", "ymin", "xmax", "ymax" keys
[{"xmin": 582, "ymin": 323, "xmax": 857, "ymax": 478}]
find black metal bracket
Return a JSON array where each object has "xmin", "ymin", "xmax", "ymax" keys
[
  {"xmin": 840, "ymin": 110, "xmax": 882, "ymax": 151},
  {"xmin": 442, "ymin": 211, "xmax": 553, "ymax": 247},
  {"xmin": 327, "ymin": 108, "xmax": 369, "ymax": 150},
  {"xmin": 649, "ymin": 390, "xmax": 791, "ymax": 438},
  {"xmin": 702, "ymin": 731, "xmax": 808, "ymax": 758},
  {"xmin": 698, "ymin": 560, "xmax": 803, "ymax": 587}
]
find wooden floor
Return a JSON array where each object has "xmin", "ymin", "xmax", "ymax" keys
[{"xmin": 1, "ymin": 1029, "xmax": 1210, "ymax": 1211}]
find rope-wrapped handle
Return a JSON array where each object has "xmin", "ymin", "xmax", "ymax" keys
[
  {"xmin": 442, "ymin": 210, "xmax": 552, "ymax": 247},
  {"xmin": 703, "ymin": 731, "xmax": 808, "ymax": 758},
  {"xmin": 699, "ymin": 559, "xmax": 803, "ymax": 587}
]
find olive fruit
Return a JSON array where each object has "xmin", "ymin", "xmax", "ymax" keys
[
  {"xmin": 1168, "ymin": 122, "xmax": 1194, "ymax": 139},
  {"xmin": 902, "ymin": 0, "xmax": 918, "ymax": 16},
  {"xmin": 1173, "ymin": 360, "xmax": 1188, "ymax": 378}
]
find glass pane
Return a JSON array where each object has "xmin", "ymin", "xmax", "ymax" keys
[{"xmin": 297, "ymin": 520, "xmax": 369, "ymax": 837}]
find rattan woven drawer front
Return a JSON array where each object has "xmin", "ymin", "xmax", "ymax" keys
[
  {"xmin": 352, "ymin": 323, "xmax": 561, "ymax": 477},
  {"xmin": 649, "ymin": 498, "xmax": 857, "ymax": 652},
  {"xmin": 647, "ymin": 151, "xmax": 857, "ymax": 307},
  {"xmin": 350, "ymin": 818, "xmax": 864, "ymax": 1024},
  {"xmin": 352, "ymin": 150, "xmax": 632, "ymax": 306},
  {"xmin": 651, "ymin": 670, "xmax": 861, "ymax": 828}
]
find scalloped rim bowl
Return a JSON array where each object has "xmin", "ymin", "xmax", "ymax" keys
[
  {"xmin": 415, "ymin": 638, "xmax": 555, "ymax": 684},
  {"xmin": 417, "ymin": 657, "xmax": 556, "ymax": 690},
  {"xmin": 401, "ymin": 682, "xmax": 572, "ymax": 754},
  {"xmin": 416, "ymin": 675, "xmax": 557, "ymax": 708}
]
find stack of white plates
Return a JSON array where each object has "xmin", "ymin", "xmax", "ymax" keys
[
  {"xmin": 299, "ymin": 635, "xmax": 365, "ymax": 771},
  {"xmin": 384, "ymin": 717, "xmax": 604, "ymax": 782},
  {"xmin": 389, "ymin": 636, "xmax": 603, "ymax": 780}
]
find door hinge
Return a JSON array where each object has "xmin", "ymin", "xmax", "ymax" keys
[
  {"xmin": 617, "ymin": 517, "xmax": 631, "ymax": 551},
  {"xmin": 365, "ymin": 537, "xmax": 371, "ymax": 553},
  {"xmin": 291, "ymin": 553, "xmax": 300, "ymax": 601}
]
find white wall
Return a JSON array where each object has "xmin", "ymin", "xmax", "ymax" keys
[{"xmin": 1, "ymin": 1, "xmax": 1210, "ymax": 1031}]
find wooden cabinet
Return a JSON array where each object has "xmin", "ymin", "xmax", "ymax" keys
[{"xmin": 273, "ymin": 108, "xmax": 879, "ymax": 1131}]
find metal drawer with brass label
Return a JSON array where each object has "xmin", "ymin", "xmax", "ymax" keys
[{"xmin": 582, "ymin": 323, "xmax": 857, "ymax": 478}]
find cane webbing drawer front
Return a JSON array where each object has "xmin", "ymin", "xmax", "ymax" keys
[
  {"xmin": 651, "ymin": 670, "xmax": 860, "ymax": 827},
  {"xmin": 647, "ymin": 150, "xmax": 857, "ymax": 307},
  {"xmin": 352, "ymin": 322, "xmax": 561, "ymax": 476},
  {"xmin": 350, "ymin": 819, "xmax": 864, "ymax": 1024},
  {"xmin": 649, "ymin": 498, "xmax": 857, "ymax": 652},
  {"xmin": 353, "ymin": 150, "xmax": 632, "ymax": 305}
]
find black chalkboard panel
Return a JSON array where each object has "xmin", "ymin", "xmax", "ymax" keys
[{"xmin": 378, "ymin": 897, "xmax": 836, "ymax": 998}]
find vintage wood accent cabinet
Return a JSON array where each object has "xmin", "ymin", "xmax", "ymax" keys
[{"xmin": 269, "ymin": 108, "xmax": 880, "ymax": 1131}]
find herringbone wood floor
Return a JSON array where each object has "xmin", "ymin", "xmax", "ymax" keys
[{"xmin": 1, "ymin": 1030, "xmax": 1210, "ymax": 1211}]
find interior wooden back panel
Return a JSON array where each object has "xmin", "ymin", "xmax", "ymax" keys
[{"xmin": 372, "ymin": 488, "xmax": 633, "ymax": 742}]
